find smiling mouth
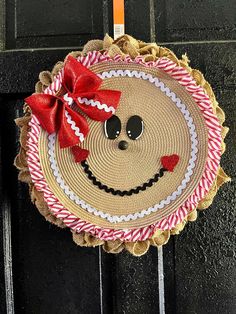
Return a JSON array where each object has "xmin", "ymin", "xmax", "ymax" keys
[{"xmin": 81, "ymin": 160, "xmax": 168, "ymax": 197}]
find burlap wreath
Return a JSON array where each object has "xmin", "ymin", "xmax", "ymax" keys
[{"xmin": 14, "ymin": 34, "xmax": 230, "ymax": 256}]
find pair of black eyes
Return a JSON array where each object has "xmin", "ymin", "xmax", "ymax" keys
[{"xmin": 104, "ymin": 115, "xmax": 144, "ymax": 140}]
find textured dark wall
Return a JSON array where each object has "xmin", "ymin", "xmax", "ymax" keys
[{"xmin": 0, "ymin": 1, "xmax": 235, "ymax": 313}]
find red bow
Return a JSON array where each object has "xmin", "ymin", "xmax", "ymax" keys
[{"xmin": 25, "ymin": 56, "xmax": 121, "ymax": 161}]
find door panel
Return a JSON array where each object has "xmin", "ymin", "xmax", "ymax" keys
[
  {"xmin": 0, "ymin": 1, "xmax": 235, "ymax": 313},
  {"xmin": 4, "ymin": 0, "xmax": 107, "ymax": 49},
  {"xmin": 155, "ymin": 0, "xmax": 236, "ymax": 42}
]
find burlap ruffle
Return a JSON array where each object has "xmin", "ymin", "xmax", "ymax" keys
[{"xmin": 15, "ymin": 34, "xmax": 230, "ymax": 256}]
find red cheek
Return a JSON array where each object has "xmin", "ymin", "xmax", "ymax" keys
[{"xmin": 161, "ymin": 154, "xmax": 180, "ymax": 172}]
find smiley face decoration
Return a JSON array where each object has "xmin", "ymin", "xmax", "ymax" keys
[{"xmin": 15, "ymin": 35, "xmax": 230, "ymax": 256}]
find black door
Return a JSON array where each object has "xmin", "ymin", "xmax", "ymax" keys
[{"xmin": 0, "ymin": 1, "xmax": 235, "ymax": 313}]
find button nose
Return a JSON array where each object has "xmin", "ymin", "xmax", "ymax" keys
[{"xmin": 118, "ymin": 140, "xmax": 128, "ymax": 150}]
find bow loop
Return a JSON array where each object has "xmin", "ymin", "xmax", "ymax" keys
[
  {"xmin": 25, "ymin": 94, "xmax": 62, "ymax": 134},
  {"xmin": 64, "ymin": 56, "xmax": 102, "ymax": 94}
]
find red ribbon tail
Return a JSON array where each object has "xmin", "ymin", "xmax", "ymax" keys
[
  {"xmin": 71, "ymin": 146, "xmax": 89, "ymax": 163},
  {"xmin": 58, "ymin": 105, "xmax": 89, "ymax": 148}
]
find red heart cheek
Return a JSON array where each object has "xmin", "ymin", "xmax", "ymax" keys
[{"xmin": 161, "ymin": 154, "xmax": 180, "ymax": 172}]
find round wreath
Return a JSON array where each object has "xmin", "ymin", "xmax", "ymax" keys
[{"xmin": 15, "ymin": 35, "xmax": 230, "ymax": 256}]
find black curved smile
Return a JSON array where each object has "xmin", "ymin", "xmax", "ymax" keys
[{"xmin": 81, "ymin": 160, "xmax": 168, "ymax": 197}]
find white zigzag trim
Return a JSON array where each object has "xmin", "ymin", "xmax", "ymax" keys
[
  {"xmin": 63, "ymin": 93, "xmax": 84, "ymax": 142},
  {"xmin": 65, "ymin": 110, "xmax": 84, "ymax": 143},
  {"xmin": 47, "ymin": 70, "xmax": 199, "ymax": 223},
  {"xmin": 63, "ymin": 93, "xmax": 73, "ymax": 106},
  {"xmin": 77, "ymin": 97, "xmax": 115, "ymax": 114}
]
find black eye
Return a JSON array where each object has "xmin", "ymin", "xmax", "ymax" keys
[
  {"xmin": 126, "ymin": 115, "xmax": 144, "ymax": 140},
  {"xmin": 104, "ymin": 115, "xmax": 121, "ymax": 139}
]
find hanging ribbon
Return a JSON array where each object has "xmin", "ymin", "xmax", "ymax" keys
[{"xmin": 25, "ymin": 56, "xmax": 121, "ymax": 161}]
